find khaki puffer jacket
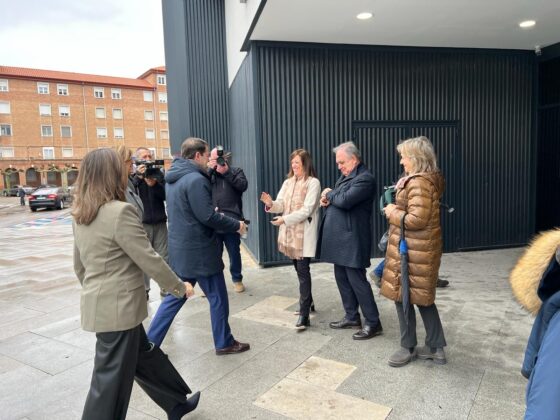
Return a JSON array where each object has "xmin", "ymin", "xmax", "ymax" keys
[{"xmin": 380, "ymin": 172, "xmax": 444, "ymax": 306}]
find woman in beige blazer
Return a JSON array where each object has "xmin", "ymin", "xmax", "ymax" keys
[
  {"xmin": 73, "ymin": 148, "xmax": 199, "ymax": 420},
  {"xmin": 260, "ymin": 149, "xmax": 321, "ymax": 330}
]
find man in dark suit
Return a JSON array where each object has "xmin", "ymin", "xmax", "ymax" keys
[
  {"xmin": 147, "ymin": 137, "xmax": 250, "ymax": 355},
  {"xmin": 317, "ymin": 141, "xmax": 382, "ymax": 340}
]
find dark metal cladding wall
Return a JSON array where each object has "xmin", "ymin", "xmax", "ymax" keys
[
  {"xmin": 162, "ymin": 0, "xmax": 229, "ymax": 153},
  {"xmin": 229, "ymin": 51, "xmax": 262, "ymax": 260},
  {"xmin": 253, "ymin": 43, "xmax": 535, "ymax": 265},
  {"xmin": 536, "ymin": 55, "xmax": 560, "ymax": 230}
]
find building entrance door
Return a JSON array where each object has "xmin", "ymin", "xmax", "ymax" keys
[{"xmin": 352, "ymin": 120, "xmax": 461, "ymax": 257}]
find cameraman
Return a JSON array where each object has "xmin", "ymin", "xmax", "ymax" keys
[
  {"xmin": 207, "ymin": 146, "xmax": 248, "ymax": 293},
  {"xmin": 133, "ymin": 147, "xmax": 169, "ymax": 298}
]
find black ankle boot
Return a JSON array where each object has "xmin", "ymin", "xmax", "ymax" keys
[
  {"xmin": 310, "ymin": 302, "xmax": 315, "ymax": 312},
  {"xmin": 169, "ymin": 391, "xmax": 200, "ymax": 420},
  {"xmin": 295, "ymin": 315, "xmax": 310, "ymax": 329}
]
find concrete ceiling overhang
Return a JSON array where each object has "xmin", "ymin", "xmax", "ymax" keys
[{"xmin": 249, "ymin": 0, "xmax": 560, "ymax": 51}]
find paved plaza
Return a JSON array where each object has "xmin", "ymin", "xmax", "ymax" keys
[{"xmin": 0, "ymin": 196, "xmax": 531, "ymax": 419}]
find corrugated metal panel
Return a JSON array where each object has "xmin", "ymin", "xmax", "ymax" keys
[
  {"xmin": 162, "ymin": 0, "xmax": 229, "ymax": 153},
  {"xmin": 229, "ymin": 51, "xmax": 262, "ymax": 260},
  {"xmin": 253, "ymin": 43, "xmax": 535, "ymax": 264},
  {"xmin": 536, "ymin": 56, "xmax": 560, "ymax": 230}
]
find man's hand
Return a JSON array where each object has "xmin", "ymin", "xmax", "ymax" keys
[
  {"xmin": 215, "ymin": 162, "xmax": 229, "ymax": 175},
  {"xmin": 320, "ymin": 188, "xmax": 332, "ymax": 207},
  {"xmin": 384, "ymin": 203, "xmax": 397, "ymax": 218},
  {"xmin": 136, "ymin": 164, "xmax": 147, "ymax": 177},
  {"xmin": 207, "ymin": 159, "xmax": 217, "ymax": 169},
  {"xmin": 238, "ymin": 221, "xmax": 247, "ymax": 235},
  {"xmin": 185, "ymin": 282, "xmax": 195, "ymax": 298},
  {"xmin": 145, "ymin": 178, "xmax": 157, "ymax": 187}
]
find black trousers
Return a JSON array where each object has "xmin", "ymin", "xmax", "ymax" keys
[
  {"xmin": 82, "ymin": 324, "xmax": 191, "ymax": 420},
  {"xmin": 293, "ymin": 258, "xmax": 312, "ymax": 316},
  {"xmin": 334, "ymin": 265, "xmax": 380, "ymax": 326},
  {"xmin": 395, "ymin": 302, "xmax": 447, "ymax": 349}
]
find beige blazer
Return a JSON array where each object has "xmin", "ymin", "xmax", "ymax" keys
[
  {"xmin": 267, "ymin": 177, "xmax": 321, "ymax": 258},
  {"xmin": 73, "ymin": 201, "xmax": 185, "ymax": 333}
]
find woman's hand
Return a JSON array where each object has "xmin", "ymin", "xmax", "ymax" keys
[
  {"xmin": 260, "ymin": 192, "xmax": 273, "ymax": 208},
  {"xmin": 185, "ymin": 282, "xmax": 195, "ymax": 298},
  {"xmin": 270, "ymin": 216, "xmax": 284, "ymax": 226},
  {"xmin": 384, "ymin": 203, "xmax": 397, "ymax": 218}
]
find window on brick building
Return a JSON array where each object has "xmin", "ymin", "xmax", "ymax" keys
[
  {"xmin": 149, "ymin": 148, "xmax": 157, "ymax": 158},
  {"xmin": 60, "ymin": 126, "xmax": 72, "ymax": 137},
  {"xmin": 57, "ymin": 84, "xmax": 68, "ymax": 95},
  {"xmin": 0, "ymin": 79, "xmax": 8, "ymax": 92},
  {"xmin": 59, "ymin": 105, "xmax": 70, "ymax": 117},
  {"xmin": 0, "ymin": 147, "xmax": 15, "ymax": 157},
  {"xmin": 39, "ymin": 104, "xmax": 51, "ymax": 116},
  {"xmin": 95, "ymin": 107, "xmax": 106, "ymax": 119},
  {"xmin": 160, "ymin": 111, "xmax": 168, "ymax": 121},
  {"xmin": 97, "ymin": 127, "xmax": 107, "ymax": 138},
  {"xmin": 144, "ymin": 110, "xmax": 154, "ymax": 121},
  {"xmin": 0, "ymin": 124, "xmax": 12, "ymax": 136},
  {"xmin": 111, "ymin": 88, "xmax": 122, "ymax": 99},
  {"xmin": 162, "ymin": 148, "xmax": 171, "ymax": 158},
  {"xmin": 0, "ymin": 101, "xmax": 10, "ymax": 114},
  {"xmin": 160, "ymin": 130, "xmax": 169, "ymax": 140},
  {"xmin": 94, "ymin": 87, "xmax": 104, "ymax": 98},
  {"xmin": 157, "ymin": 75, "xmax": 166, "ymax": 85},
  {"xmin": 143, "ymin": 91, "xmax": 153, "ymax": 102},
  {"xmin": 158, "ymin": 92, "xmax": 167, "ymax": 103},
  {"xmin": 114, "ymin": 127, "xmax": 124, "ymax": 139},
  {"xmin": 43, "ymin": 147, "xmax": 55, "ymax": 159},
  {"xmin": 145, "ymin": 128, "xmax": 155, "ymax": 140},
  {"xmin": 37, "ymin": 82, "xmax": 49, "ymax": 94},
  {"xmin": 62, "ymin": 148, "xmax": 73, "ymax": 158},
  {"xmin": 112, "ymin": 108, "xmax": 123, "ymax": 119},
  {"xmin": 41, "ymin": 125, "xmax": 53, "ymax": 137}
]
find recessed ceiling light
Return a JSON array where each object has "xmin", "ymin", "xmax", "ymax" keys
[
  {"xmin": 519, "ymin": 20, "xmax": 536, "ymax": 28},
  {"xmin": 356, "ymin": 12, "xmax": 373, "ymax": 20}
]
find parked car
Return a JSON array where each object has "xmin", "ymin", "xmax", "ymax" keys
[
  {"xmin": 2, "ymin": 185, "xmax": 34, "ymax": 196},
  {"xmin": 28, "ymin": 187, "xmax": 69, "ymax": 212}
]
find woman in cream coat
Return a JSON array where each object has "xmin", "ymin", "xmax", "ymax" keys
[
  {"xmin": 73, "ymin": 148, "xmax": 199, "ymax": 420},
  {"xmin": 260, "ymin": 149, "xmax": 321, "ymax": 330}
]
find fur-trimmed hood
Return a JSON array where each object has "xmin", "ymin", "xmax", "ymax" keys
[{"xmin": 510, "ymin": 229, "xmax": 560, "ymax": 315}]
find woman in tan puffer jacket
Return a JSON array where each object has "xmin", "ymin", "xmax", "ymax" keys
[{"xmin": 381, "ymin": 136, "xmax": 447, "ymax": 368}]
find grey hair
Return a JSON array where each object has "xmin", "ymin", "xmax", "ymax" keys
[
  {"xmin": 135, "ymin": 147, "xmax": 150, "ymax": 157},
  {"xmin": 333, "ymin": 141, "xmax": 361, "ymax": 161}
]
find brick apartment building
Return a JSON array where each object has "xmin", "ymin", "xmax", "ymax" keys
[{"xmin": 0, "ymin": 65, "xmax": 171, "ymax": 190}]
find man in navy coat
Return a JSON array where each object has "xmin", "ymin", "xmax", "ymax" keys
[
  {"xmin": 147, "ymin": 137, "xmax": 250, "ymax": 355},
  {"xmin": 317, "ymin": 141, "xmax": 382, "ymax": 340}
]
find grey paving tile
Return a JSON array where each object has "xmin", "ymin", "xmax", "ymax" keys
[
  {"xmin": 0, "ymin": 332, "xmax": 93, "ymax": 375},
  {"xmin": 468, "ymin": 396, "xmax": 525, "ymax": 420}
]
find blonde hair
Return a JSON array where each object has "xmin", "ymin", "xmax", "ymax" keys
[
  {"xmin": 397, "ymin": 136, "xmax": 438, "ymax": 174},
  {"xmin": 72, "ymin": 148, "xmax": 126, "ymax": 225},
  {"xmin": 115, "ymin": 144, "xmax": 132, "ymax": 163}
]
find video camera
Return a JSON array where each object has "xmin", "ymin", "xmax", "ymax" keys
[{"xmin": 136, "ymin": 159, "xmax": 165, "ymax": 179}]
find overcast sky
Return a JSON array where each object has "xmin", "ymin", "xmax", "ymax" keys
[{"xmin": 1, "ymin": 0, "xmax": 165, "ymax": 78}]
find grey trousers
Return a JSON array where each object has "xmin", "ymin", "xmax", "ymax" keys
[
  {"xmin": 395, "ymin": 302, "xmax": 447, "ymax": 349},
  {"xmin": 143, "ymin": 222, "xmax": 169, "ymax": 290}
]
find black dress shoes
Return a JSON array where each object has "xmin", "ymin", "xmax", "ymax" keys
[
  {"xmin": 168, "ymin": 391, "xmax": 201, "ymax": 420},
  {"xmin": 295, "ymin": 315, "xmax": 310, "ymax": 330},
  {"xmin": 329, "ymin": 318, "xmax": 362, "ymax": 329},
  {"xmin": 215, "ymin": 340, "xmax": 250, "ymax": 356},
  {"xmin": 352, "ymin": 322, "xmax": 383, "ymax": 340}
]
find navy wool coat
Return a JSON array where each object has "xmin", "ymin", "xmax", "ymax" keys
[
  {"xmin": 316, "ymin": 163, "xmax": 376, "ymax": 269},
  {"xmin": 165, "ymin": 158, "xmax": 239, "ymax": 278}
]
